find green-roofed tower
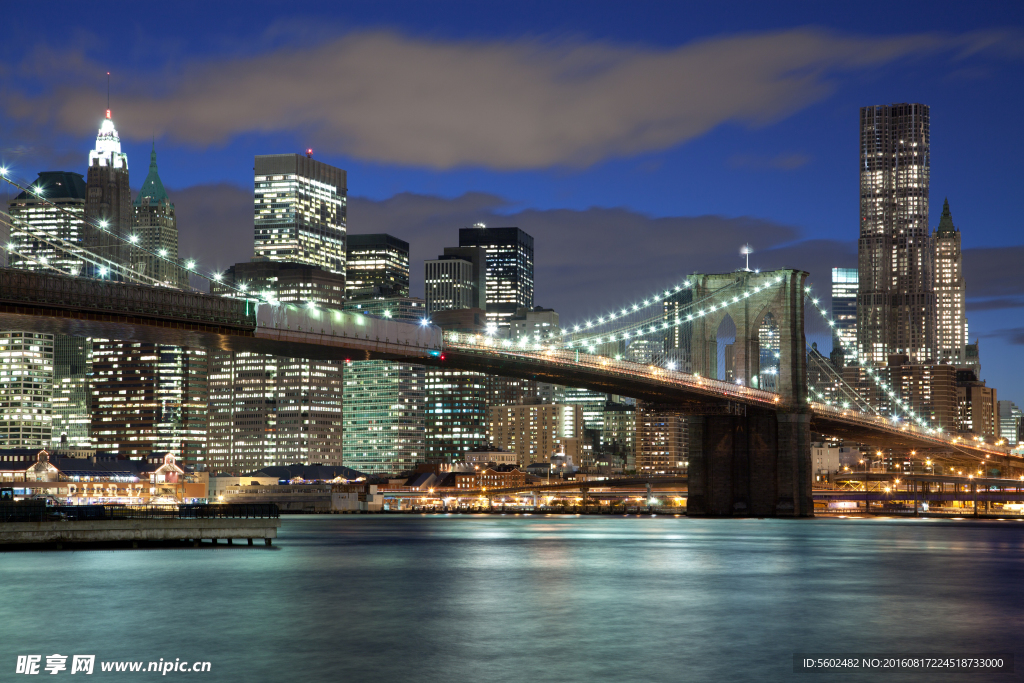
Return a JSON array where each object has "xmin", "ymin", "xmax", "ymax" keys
[
  {"xmin": 935, "ymin": 197, "xmax": 957, "ymax": 237},
  {"xmin": 132, "ymin": 143, "xmax": 187, "ymax": 287}
]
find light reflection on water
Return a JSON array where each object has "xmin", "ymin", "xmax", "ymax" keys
[{"xmin": 1, "ymin": 515, "xmax": 1022, "ymax": 682}]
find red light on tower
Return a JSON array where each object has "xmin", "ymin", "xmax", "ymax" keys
[
  {"xmin": 306, "ymin": 148, "xmax": 313, "ymax": 158},
  {"xmin": 105, "ymin": 109, "xmax": 111, "ymax": 119}
]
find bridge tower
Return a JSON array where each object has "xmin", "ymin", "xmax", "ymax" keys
[{"xmin": 684, "ymin": 269, "xmax": 813, "ymax": 517}]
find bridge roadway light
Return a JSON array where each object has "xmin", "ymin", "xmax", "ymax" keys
[
  {"xmin": 185, "ymin": 260, "xmax": 196, "ymax": 269},
  {"xmin": 159, "ymin": 249, "xmax": 168, "ymax": 257}
]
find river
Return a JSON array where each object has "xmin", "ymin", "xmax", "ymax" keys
[{"xmin": 2, "ymin": 515, "xmax": 1022, "ymax": 681}]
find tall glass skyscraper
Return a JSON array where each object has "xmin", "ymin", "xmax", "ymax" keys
[
  {"xmin": 932, "ymin": 199, "xmax": 968, "ymax": 364},
  {"xmin": 85, "ymin": 109, "xmax": 131, "ymax": 272},
  {"xmin": 0, "ymin": 332, "xmax": 53, "ymax": 448},
  {"xmin": 253, "ymin": 154, "xmax": 347, "ymax": 275},
  {"xmin": 7, "ymin": 171, "xmax": 88, "ymax": 276},
  {"xmin": 831, "ymin": 267, "xmax": 858, "ymax": 362},
  {"xmin": 458, "ymin": 224, "xmax": 534, "ymax": 327},
  {"xmin": 857, "ymin": 103, "xmax": 933, "ymax": 364},
  {"xmin": 345, "ymin": 233, "xmax": 409, "ymax": 299}
]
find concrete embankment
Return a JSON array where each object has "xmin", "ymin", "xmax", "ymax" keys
[{"xmin": 1, "ymin": 517, "xmax": 280, "ymax": 547}]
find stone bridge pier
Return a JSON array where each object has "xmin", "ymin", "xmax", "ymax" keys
[{"xmin": 684, "ymin": 269, "xmax": 814, "ymax": 517}]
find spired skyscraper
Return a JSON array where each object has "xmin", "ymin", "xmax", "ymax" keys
[
  {"xmin": 857, "ymin": 103, "xmax": 933, "ymax": 365},
  {"xmin": 932, "ymin": 199, "xmax": 968, "ymax": 364},
  {"xmin": 85, "ymin": 109, "xmax": 131, "ymax": 272},
  {"xmin": 132, "ymin": 144, "xmax": 187, "ymax": 287}
]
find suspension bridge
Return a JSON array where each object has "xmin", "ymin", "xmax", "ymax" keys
[{"xmin": 1, "ymin": 168, "xmax": 1017, "ymax": 518}]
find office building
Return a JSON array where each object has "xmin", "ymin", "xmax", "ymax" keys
[
  {"xmin": 0, "ymin": 332, "xmax": 53, "ymax": 448},
  {"xmin": 425, "ymin": 247, "xmax": 488, "ymax": 314},
  {"xmin": 346, "ymin": 233, "xmax": 410, "ymax": 300},
  {"xmin": 208, "ymin": 262, "xmax": 347, "ymax": 474},
  {"xmin": 132, "ymin": 144, "xmax": 187, "ymax": 287},
  {"xmin": 90, "ymin": 342, "xmax": 209, "ymax": 467},
  {"xmin": 858, "ymin": 103, "xmax": 933, "ymax": 364},
  {"xmin": 50, "ymin": 334, "xmax": 92, "ymax": 448},
  {"xmin": 831, "ymin": 267, "xmax": 858, "ymax": 363},
  {"xmin": 85, "ymin": 109, "xmax": 131, "ymax": 272},
  {"xmin": 663, "ymin": 288, "xmax": 694, "ymax": 371},
  {"xmin": 458, "ymin": 224, "xmax": 534, "ymax": 327},
  {"xmin": 341, "ymin": 297, "xmax": 426, "ymax": 475},
  {"xmin": 956, "ymin": 370, "xmax": 998, "ymax": 439},
  {"xmin": 998, "ymin": 401, "xmax": 1022, "ymax": 445},
  {"xmin": 6, "ymin": 171, "xmax": 88, "ymax": 276},
  {"xmin": 932, "ymin": 199, "xmax": 968, "ymax": 364},
  {"xmin": 488, "ymin": 403, "xmax": 583, "ymax": 467},
  {"xmin": 254, "ymin": 154, "xmax": 347, "ymax": 275},
  {"xmin": 635, "ymin": 402, "xmax": 688, "ymax": 475},
  {"xmin": 843, "ymin": 359, "xmax": 958, "ymax": 431},
  {"xmin": 510, "ymin": 306, "xmax": 560, "ymax": 342},
  {"xmin": 600, "ymin": 402, "xmax": 636, "ymax": 470}
]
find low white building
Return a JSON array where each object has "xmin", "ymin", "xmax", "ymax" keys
[{"xmin": 812, "ymin": 443, "xmax": 840, "ymax": 479}]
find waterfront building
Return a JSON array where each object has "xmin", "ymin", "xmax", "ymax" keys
[
  {"xmin": 831, "ymin": 267, "xmax": 858, "ymax": 364},
  {"xmin": 85, "ymin": 109, "xmax": 131, "ymax": 272},
  {"xmin": 90, "ymin": 341, "xmax": 209, "ymax": 467},
  {"xmin": 6, "ymin": 171, "xmax": 88, "ymax": 276},
  {"xmin": 253, "ymin": 154, "xmax": 347, "ymax": 275},
  {"xmin": 458, "ymin": 224, "xmax": 534, "ymax": 327},
  {"xmin": 488, "ymin": 403, "xmax": 583, "ymax": 467},
  {"xmin": 341, "ymin": 297, "xmax": 426, "ymax": 475},
  {"xmin": 0, "ymin": 332, "xmax": 53, "ymax": 448},
  {"xmin": 635, "ymin": 402, "xmax": 688, "ymax": 475},
  {"xmin": 132, "ymin": 144, "xmax": 187, "ymax": 287},
  {"xmin": 600, "ymin": 402, "xmax": 636, "ymax": 470},
  {"xmin": 208, "ymin": 262, "xmax": 347, "ymax": 474},
  {"xmin": 346, "ymin": 233, "xmax": 410, "ymax": 300},
  {"xmin": 50, "ymin": 335, "xmax": 92, "ymax": 449},
  {"xmin": 858, "ymin": 103, "xmax": 933, "ymax": 364},
  {"xmin": 932, "ymin": 199, "xmax": 969, "ymax": 365}
]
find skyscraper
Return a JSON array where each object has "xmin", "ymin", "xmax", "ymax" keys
[
  {"xmin": 831, "ymin": 267, "xmax": 858, "ymax": 363},
  {"xmin": 458, "ymin": 224, "xmax": 534, "ymax": 327},
  {"xmin": 345, "ymin": 233, "xmax": 410, "ymax": 299},
  {"xmin": 133, "ymin": 144, "xmax": 186, "ymax": 287},
  {"xmin": 0, "ymin": 332, "xmax": 53, "ymax": 448},
  {"xmin": 425, "ymin": 246, "xmax": 486, "ymax": 314},
  {"xmin": 932, "ymin": 199, "xmax": 968, "ymax": 364},
  {"xmin": 858, "ymin": 103, "xmax": 933, "ymax": 365},
  {"xmin": 51, "ymin": 334, "xmax": 92, "ymax": 449},
  {"xmin": 253, "ymin": 154, "xmax": 347, "ymax": 275},
  {"xmin": 85, "ymin": 109, "xmax": 131, "ymax": 272},
  {"xmin": 7, "ymin": 171, "xmax": 88, "ymax": 276}
]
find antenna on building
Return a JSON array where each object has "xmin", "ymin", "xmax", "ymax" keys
[
  {"xmin": 105, "ymin": 72, "xmax": 111, "ymax": 119},
  {"xmin": 740, "ymin": 244, "xmax": 754, "ymax": 271}
]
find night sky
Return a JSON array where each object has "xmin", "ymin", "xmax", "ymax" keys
[{"xmin": 2, "ymin": 1, "xmax": 1022, "ymax": 404}]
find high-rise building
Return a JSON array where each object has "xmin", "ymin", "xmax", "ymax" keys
[
  {"xmin": 635, "ymin": 402, "xmax": 688, "ymax": 475},
  {"xmin": 7, "ymin": 171, "xmax": 88, "ymax": 276},
  {"xmin": 932, "ymin": 199, "xmax": 968, "ymax": 364},
  {"xmin": 51, "ymin": 334, "xmax": 92, "ymax": 449},
  {"xmin": 488, "ymin": 403, "xmax": 583, "ymax": 467},
  {"xmin": 956, "ymin": 370, "xmax": 998, "ymax": 439},
  {"xmin": 341, "ymin": 297, "xmax": 426, "ymax": 475},
  {"xmin": 132, "ymin": 144, "xmax": 187, "ymax": 287},
  {"xmin": 843, "ymin": 358, "xmax": 957, "ymax": 431},
  {"xmin": 208, "ymin": 261, "xmax": 347, "ymax": 474},
  {"xmin": 346, "ymin": 233, "xmax": 410, "ymax": 300},
  {"xmin": 253, "ymin": 154, "xmax": 347, "ymax": 275},
  {"xmin": 600, "ymin": 402, "xmax": 636, "ymax": 470},
  {"xmin": 998, "ymin": 401, "xmax": 1022, "ymax": 445},
  {"xmin": 90, "ymin": 342, "xmax": 209, "ymax": 466},
  {"xmin": 0, "ymin": 332, "xmax": 53, "ymax": 448},
  {"xmin": 425, "ymin": 246, "xmax": 486, "ymax": 314},
  {"xmin": 831, "ymin": 267, "xmax": 858, "ymax": 363},
  {"xmin": 458, "ymin": 224, "xmax": 534, "ymax": 327},
  {"xmin": 85, "ymin": 109, "xmax": 131, "ymax": 273},
  {"xmin": 858, "ymin": 103, "xmax": 933, "ymax": 364}
]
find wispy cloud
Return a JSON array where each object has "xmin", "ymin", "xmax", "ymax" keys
[{"xmin": 3, "ymin": 28, "xmax": 1019, "ymax": 169}]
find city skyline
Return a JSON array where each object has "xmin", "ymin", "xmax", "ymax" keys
[{"xmin": 0, "ymin": 3, "xmax": 1021, "ymax": 409}]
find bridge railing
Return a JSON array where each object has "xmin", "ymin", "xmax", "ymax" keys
[
  {"xmin": 0, "ymin": 268, "xmax": 254, "ymax": 328},
  {"xmin": 445, "ymin": 334, "xmax": 781, "ymax": 406}
]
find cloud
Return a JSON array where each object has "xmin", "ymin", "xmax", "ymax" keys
[
  {"xmin": 4, "ymin": 28, "xmax": 1018, "ymax": 169},
  {"xmin": 728, "ymin": 153, "xmax": 811, "ymax": 170},
  {"xmin": 983, "ymin": 328, "xmax": 1024, "ymax": 346},
  {"xmin": 963, "ymin": 246, "xmax": 1024, "ymax": 299}
]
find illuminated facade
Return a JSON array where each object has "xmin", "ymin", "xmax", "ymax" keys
[
  {"xmin": 998, "ymin": 401, "xmax": 1021, "ymax": 445},
  {"xmin": 208, "ymin": 262, "xmax": 347, "ymax": 473},
  {"xmin": 254, "ymin": 154, "xmax": 347, "ymax": 275},
  {"xmin": 132, "ymin": 144, "xmax": 187, "ymax": 287},
  {"xmin": 425, "ymin": 246, "xmax": 486, "ymax": 314},
  {"xmin": 458, "ymin": 225, "xmax": 534, "ymax": 327},
  {"xmin": 345, "ymin": 233, "xmax": 409, "ymax": 299},
  {"xmin": 831, "ymin": 267, "xmax": 858, "ymax": 363},
  {"xmin": 932, "ymin": 199, "xmax": 968, "ymax": 364},
  {"xmin": 7, "ymin": 171, "xmax": 88, "ymax": 276},
  {"xmin": 90, "ymin": 342, "xmax": 209, "ymax": 467},
  {"xmin": 0, "ymin": 332, "xmax": 53, "ymax": 448},
  {"xmin": 488, "ymin": 403, "xmax": 583, "ymax": 467},
  {"xmin": 858, "ymin": 103, "xmax": 933, "ymax": 364},
  {"xmin": 635, "ymin": 402, "xmax": 688, "ymax": 475},
  {"xmin": 85, "ymin": 109, "xmax": 131, "ymax": 272},
  {"xmin": 601, "ymin": 402, "xmax": 636, "ymax": 470},
  {"xmin": 51, "ymin": 334, "xmax": 92, "ymax": 448}
]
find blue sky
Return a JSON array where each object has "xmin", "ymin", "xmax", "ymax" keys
[{"xmin": 1, "ymin": 0, "xmax": 1023, "ymax": 404}]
